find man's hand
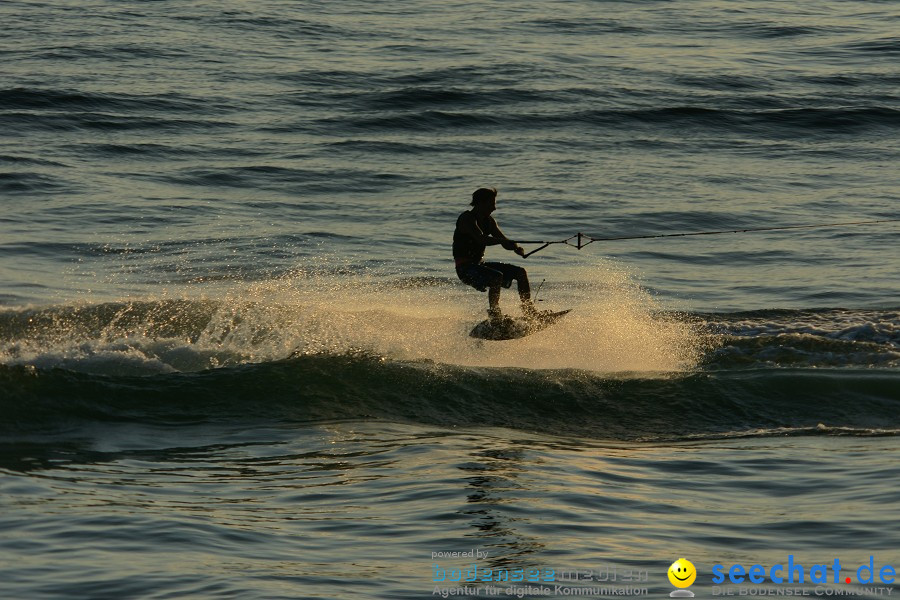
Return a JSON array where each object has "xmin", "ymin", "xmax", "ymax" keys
[{"xmin": 500, "ymin": 239, "xmax": 525, "ymax": 256}]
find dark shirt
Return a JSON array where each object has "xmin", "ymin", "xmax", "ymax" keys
[{"xmin": 453, "ymin": 210, "xmax": 499, "ymax": 266}]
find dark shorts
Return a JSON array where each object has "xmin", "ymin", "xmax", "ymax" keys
[{"xmin": 456, "ymin": 261, "xmax": 524, "ymax": 292}]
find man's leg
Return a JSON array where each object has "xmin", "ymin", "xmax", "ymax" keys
[
  {"xmin": 488, "ymin": 284, "xmax": 501, "ymax": 311},
  {"xmin": 518, "ymin": 278, "xmax": 539, "ymax": 318},
  {"xmin": 515, "ymin": 269, "xmax": 531, "ymax": 303},
  {"xmin": 483, "ymin": 263, "xmax": 537, "ymax": 317},
  {"xmin": 485, "ymin": 269, "xmax": 504, "ymax": 321},
  {"xmin": 459, "ymin": 263, "xmax": 505, "ymax": 321}
]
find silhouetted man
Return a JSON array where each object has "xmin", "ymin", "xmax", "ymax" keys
[{"xmin": 453, "ymin": 187, "xmax": 540, "ymax": 323}]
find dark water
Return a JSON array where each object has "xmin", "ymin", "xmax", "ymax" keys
[{"xmin": 1, "ymin": 0, "xmax": 899, "ymax": 598}]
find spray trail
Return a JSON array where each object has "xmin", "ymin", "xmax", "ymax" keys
[{"xmin": 0, "ymin": 262, "xmax": 704, "ymax": 375}]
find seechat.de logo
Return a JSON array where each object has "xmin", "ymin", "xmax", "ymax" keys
[
  {"xmin": 711, "ymin": 556, "xmax": 897, "ymax": 585},
  {"xmin": 669, "ymin": 558, "xmax": 697, "ymax": 598}
]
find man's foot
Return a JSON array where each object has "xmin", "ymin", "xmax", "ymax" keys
[
  {"xmin": 487, "ymin": 307, "xmax": 504, "ymax": 323},
  {"xmin": 522, "ymin": 302, "xmax": 552, "ymax": 321}
]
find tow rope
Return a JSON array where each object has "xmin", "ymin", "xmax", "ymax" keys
[{"xmin": 513, "ymin": 218, "xmax": 900, "ymax": 258}]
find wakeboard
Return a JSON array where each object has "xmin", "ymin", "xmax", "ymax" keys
[{"xmin": 469, "ymin": 309, "xmax": 571, "ymax": 341}]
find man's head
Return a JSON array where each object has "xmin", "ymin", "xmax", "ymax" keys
[{"xmin": 471, "ymin": 187, "xmax": 498, "ymax": 213}]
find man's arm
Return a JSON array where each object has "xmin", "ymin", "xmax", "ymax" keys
[
  {"xmin": 487, "ymin": 217, "xmax": 526, "ymax": 257},
  {"xmin": 457, "ymin": 212, "xmax": 503, "ymax": 246}
]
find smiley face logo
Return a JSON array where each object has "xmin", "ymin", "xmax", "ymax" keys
[{"xmin": 668, "ymin": 558, "xmax": 697, "ymax": 588}]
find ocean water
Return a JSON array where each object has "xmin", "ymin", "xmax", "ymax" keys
[{"xmin": 1, "ymin": 0, "xmax": 899, "ymax": 598}]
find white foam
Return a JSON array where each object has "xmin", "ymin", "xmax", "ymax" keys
[
  {"xmin": 1, "ymin": 261, "xmax": 704, "ymax": 374},
  {"xmin": 212, "ymin": 261, "xmax": 704, "ymax": 373}
]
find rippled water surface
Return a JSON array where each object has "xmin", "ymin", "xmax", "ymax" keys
[{"xmin": 3, "ymin": 423, "xmax": 899, "ymax": 599}]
